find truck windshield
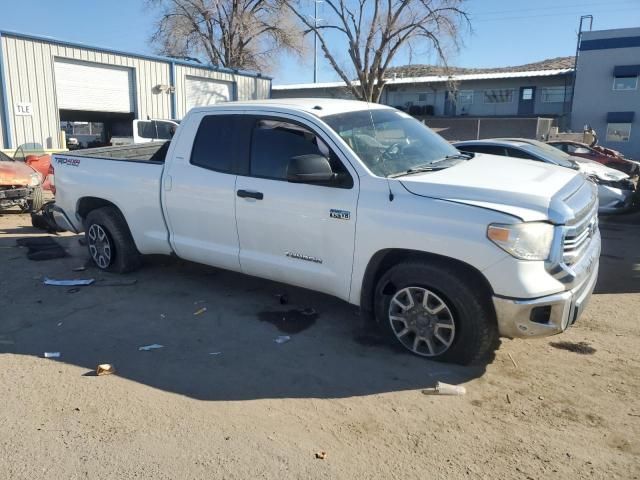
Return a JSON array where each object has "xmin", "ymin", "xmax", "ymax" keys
[{"xmin": 323, "ymin": 109, "xmax": 461, "ymax": 177}]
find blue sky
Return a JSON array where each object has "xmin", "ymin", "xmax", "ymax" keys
[{"xmin": 1, "ymin": 0, "xmax": 638, "ymax": 84}]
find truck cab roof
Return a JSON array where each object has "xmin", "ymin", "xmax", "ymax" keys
[{"xmin": 189, "ymin": 98, "xmax": 392, "ymax": 118}]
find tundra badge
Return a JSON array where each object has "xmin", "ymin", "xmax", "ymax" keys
[{"xmin": 330, "ymin": 209, "xmax": 350, "ymax": 220}]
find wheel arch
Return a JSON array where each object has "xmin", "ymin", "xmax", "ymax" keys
[
  {"xmin": 77, "ymin": 197, "xmax": 121, "ymax": 222},
  {"xmin": 360, "ymin": 249, "xmax": 495, "ymax": 319}
]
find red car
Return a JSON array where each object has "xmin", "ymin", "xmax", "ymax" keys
[
  {"xmin": 0, "ymin": 150, "xmax": 44, "ymax": 212},
  {"xmin": 548, "ymin": 141, "xmax": 639, "ymax": 176},
  {"xmin": 13, "ymin": 144, "xmax": 53, "ymax": 191}
]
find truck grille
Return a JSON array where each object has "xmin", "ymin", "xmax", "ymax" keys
[{"xmin": 563, "ymin": 207, "xmax": 598, "ymax": 266}]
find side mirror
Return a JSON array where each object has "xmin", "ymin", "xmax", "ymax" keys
[{"xmin": 287, "ymin": 154, "xmax": 336, "ymax": 183}]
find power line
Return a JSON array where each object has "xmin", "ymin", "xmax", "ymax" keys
[
  {"xmin": 471, "ymin": 6, "xmax": 639, "ymax": 23},
  {"xmin": 471, "ymin": 0, "xmax": 638, "ymax": 17}
]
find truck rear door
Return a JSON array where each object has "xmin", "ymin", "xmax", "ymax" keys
[
  {"xmin": 234, "ymin": 115, "xmax": 359, "ymax": 300},
  {"xmin": 161, "ymin": 112, "xmax": 246, "ymax": 272}
]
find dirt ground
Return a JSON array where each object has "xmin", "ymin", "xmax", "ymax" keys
[{"xmin": 0, "ymin": 209, "xmax": 639, "ymax": 480}]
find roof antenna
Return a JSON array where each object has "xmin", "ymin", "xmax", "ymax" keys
[{"xmin": 365, "ymin": 97, "xmax": 394, "ymax": 202}]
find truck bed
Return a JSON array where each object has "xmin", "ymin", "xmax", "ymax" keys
[{"xmin": 64, "ymin": 142, "xmax": 169, "ymax": 162}]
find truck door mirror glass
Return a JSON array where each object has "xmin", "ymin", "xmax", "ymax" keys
[{"xmin": 286, "ymin": 154, "xmax": 335, "ymax": 183}]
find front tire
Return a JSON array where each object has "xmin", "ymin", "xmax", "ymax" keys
[
  {"xmin": 374, "ymin": 261, "xmax": 498, "ymax": 365},
  {"xmin": 84, "ymin": 207, "xmax": 142, "ymax": 273},
  {"xmin": 23, "ymin": 186, "xmax": 44, "ymax": 213}
]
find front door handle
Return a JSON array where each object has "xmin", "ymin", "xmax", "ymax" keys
[{"xmin": 237, "ymin": 189, "xmax": 264, "ymax": 200}]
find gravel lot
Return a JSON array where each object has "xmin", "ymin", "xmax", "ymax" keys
[{"xmin": 1, "ymin": 210, "xmax": 639, "ymax": 479}]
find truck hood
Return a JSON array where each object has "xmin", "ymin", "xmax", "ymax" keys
[
  {"xmin": 572, "ymin": 156, "xmax": 629, "ymax": 181},
  {"xmin": 0, "ymin": 160, "xmax": 37, "ymax": 186},
  {"xmin": 399, "ymin": 153, "xmax": 582, "ymax": 222}
]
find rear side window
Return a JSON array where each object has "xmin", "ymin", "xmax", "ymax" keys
[
  {"xmin": 190, "ymin": 115, "xmax": 236, "ymax": 173},
  {"xmin": 505, "ymin": 147, "xmax": 539, "ymax": 160},
  {"xmin": 137, "ymin": 121, "xmax": 155, "ymax": 139}
]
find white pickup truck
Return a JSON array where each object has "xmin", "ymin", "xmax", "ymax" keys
[{"xmin": 52, "ymin": 99, "xmax": 601, "ymax": 364}]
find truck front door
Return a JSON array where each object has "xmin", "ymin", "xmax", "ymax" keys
[{"xmin": 234, "ymin": 116, "xmax": 359, "ymax": 300}]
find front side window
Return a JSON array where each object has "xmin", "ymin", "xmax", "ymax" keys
[
  {"xmin": 613, "ymin": 76, "xmax": 638, "ymax": 91},
  {"xmin": 483, "ymin": 89, "xmax": 514, "ymax": 103},
  {"xmin": 250, "ymin": 119, "xmax": 351, "ymax": 186},
  {"xmin": 550, "ymin": 143, "xmax": 569, "ymax": 153},
  {"xmin": 324, "ymin": 109, "xmax": 460, "ymax": 178},
  {"xmin": 190, "ymin": 115, "xmax": 237, "ymax": 173},
  {"xmin": 606, "ymin": 123, "xmax": 632, "ymax": 142},
  {"xmin": 458, "ymin": 144, "xmax": 507, "ymax": 156},
  {"xmin": 155, "ymin": 121, "xmax": 177, "ymax": 140}
]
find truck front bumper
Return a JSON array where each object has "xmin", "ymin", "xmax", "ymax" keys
[
  {"xmin": 492, "ymin": 257, "xmax": 599, "ymax": 338},
  {"xmin": 0, "ymin": 187, "xmax": 29, "ymax": 209}
]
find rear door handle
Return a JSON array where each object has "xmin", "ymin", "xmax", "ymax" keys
[{"xmin": 237, "ymin": 189, "xmax": 264, "ymax": 200}]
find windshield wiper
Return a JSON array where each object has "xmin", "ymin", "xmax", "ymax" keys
[
  {"xmin": 441, "ymin": 152, "xmax": 473, "ymax": 161},
  {"xmin": 388, "ymin": 165, "xmax": 449, "ymax": 178},
  {"xmin": 388, "ymin": 153, "xmax": 471, "ymax": 178}
]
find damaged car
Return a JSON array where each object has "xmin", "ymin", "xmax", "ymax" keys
[
  {"xmin": 454, "ymin": 138, "xmax": 636, "ymax": 214},
  {"xmin": 0, "ymin": 150, "xmax": 44, "ymax": 212},
  {"xmin": 547, "ymin": 140, "xmax": 640, "ymax": 177}
]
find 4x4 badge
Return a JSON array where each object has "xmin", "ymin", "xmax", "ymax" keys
[{"xmin": 330, "ymin": 209, "xmax": 350, "ymax": 220}]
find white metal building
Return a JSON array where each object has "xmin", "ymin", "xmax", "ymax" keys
[{"xmin": 0, "ymin": 30, "xmax": 272, "ymax": 150}]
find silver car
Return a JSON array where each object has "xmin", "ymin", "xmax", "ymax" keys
[{"xmin": 454, "ymin": 138, "xmax": 635, "ymax": 214}]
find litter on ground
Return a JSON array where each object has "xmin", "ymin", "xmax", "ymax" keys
[
  {"xmin": 44, "ymin": 278, "xmax": 95, "ymax": 286},
  {"xmin": 138, "ymin": 344, "xmax": 164, "ymax": 351},
  {"xmin": 421, "ymin": 382, "xmax": 466, "ymax": 396},
  {"xmin": 96, "ymin": 364, "xmax": 116, "ymax": 376},
  {"xmin": 274, "ymin": 335, "xmax": 291, "ymax": 344},
  {"xmin": 44, "ymin": 352, "xmax": 61, "ymax": 358}
]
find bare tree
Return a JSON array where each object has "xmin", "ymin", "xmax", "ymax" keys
[
  {"xmin": 286, "ymin": 0, "xmax": 469, "ymax": 102},
  {"xmin": 148, "ymin": 0, "xmax": 304, "ymax": 72}
]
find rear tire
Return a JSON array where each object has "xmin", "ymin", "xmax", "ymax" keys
[
  {"xmin": 84, "ymin": 206, "xmax": 142, "ymax": 273},
  {"xmin": 374, "ymin": 261, "xmax": 498, "ymax": 365}
]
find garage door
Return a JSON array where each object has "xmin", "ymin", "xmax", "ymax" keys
[
  {"xmin": 54, "ymin": 59, "xmax": 135, "ymax": 113},
  {"xmin": 186, "ymin": 76, "xmax": 233, "ymax": 110}
]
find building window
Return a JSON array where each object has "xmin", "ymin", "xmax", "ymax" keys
[
  {"xmin": 606, "ymin": 123, "xmax": 632, "ymax": 142},
  {"xmin": 483, "ymin": 89, "xmax": 514, "ymax": 103},
  {"xmin": 521, "ymin": 88, "xmax": 534, "ymax": 100},
  {"xmin": 418, "ymin": 93, "xmax": 427, "ymax": 102},
  {"xmin": 613, "ymin": 76, "xmax": 638, "ymax": 91},
  {"xmin": 457, "ymin": 90, "xmax": 474, "ymax": 104},
  {"xmin": 541, "ymin": 86, "xmax": 571, "ymax": 103}
]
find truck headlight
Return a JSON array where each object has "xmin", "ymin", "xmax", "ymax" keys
[
  {"xmin": 29, "ymin": 172, "xmax": 42, "ymax": 186},
  {"xmin": 487, "ymin": 222, "xmax": 554, "ymax": 261}
]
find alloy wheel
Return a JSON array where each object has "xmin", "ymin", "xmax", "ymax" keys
[
  {"xmin": 388, "ymin": 286, "xmax": 456, "ymax": 357},
  {"xmin": 88, "ymin": 224, "xmax": 112, "ymax": 269}
]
